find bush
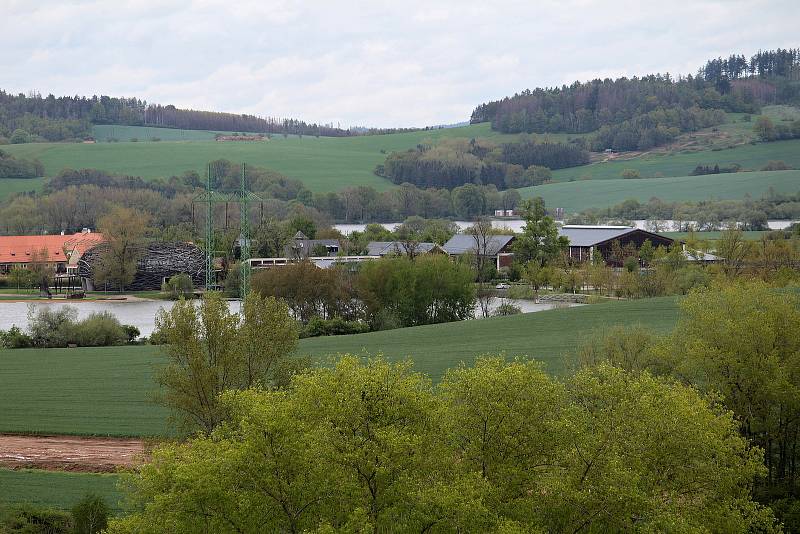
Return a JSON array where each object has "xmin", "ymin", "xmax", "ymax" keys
[
  {"xmin": 493, "ymin": 302, "xmax": 522, "ymax": 316},
  {"xmin": 22, "ymin": 305, "xmax": 130, "ymax": 348},
  {"xmin": 162, "ymin": 273, "xmax": 194, "ymax": 300},
  {"xmin": 10, "ymin": 129, "xmax": 30, "ymax": 144},
  {"xmin": 72, "ymin": 312, "xmax": 128, "ymax": 347},
  {"xmin": 0, "ymin": 504, "xmax": 73, "ymax": 533},
  {"xmin": 71, "ymin": 494, "xmax": 109, "ymax": 534},
  {"xmin": 761, "ymin": 160, "xmax": 793, "ymax": 171},
  {"xmin": 302, "ymin": 316, "xmax": 370, "ymax": 338},
  {"xmin": 123, "ymin": 324, "xmax": 141, "ymax": 343},
  {"xmin": 27, "ymin": 305, "xmax": 79, "ymax": 347},
  {"xmin": 621, "ymin": 168, "xmax": 641, "ymax": 179},
  {"xmin": 0, "ymin": 326, "xmax": 33, "ymax": 348}
]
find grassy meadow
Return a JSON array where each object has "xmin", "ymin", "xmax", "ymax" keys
[
  {"xmin": 0, "ymin": 177, "xmax": 45, "ymax": 201},
  {"xmin": 0, "ymin": 297, "xmax": 681, "ymax": 511},
  {"xmin": 550, "ymin": 139, "xmax": 800, "ymax": 183},
  {"xmin": 521, "ymin": 169, "xmax": 800, "ymax": 212},
  {"xmin": 2, "ymin": 108, "xmax": 799, "ymax": 210},
  {"xmin": 0, "ymin": 345, "xmax": 169, "ymax": 437},
  {"xmin": 0, "ymin": 469, "xmax": 123, "ymax": 513},
  {"xmin": 0, "ymin": 123, "xmax": 519, "ymax": 194},
  {"xmin": 0, "ymin": 296, "xmax": 680, "ymax": 438}
]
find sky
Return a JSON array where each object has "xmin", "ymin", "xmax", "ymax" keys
[{"xmin": 2, "ymin": 0, "xmax": 798, "ymax": 128}]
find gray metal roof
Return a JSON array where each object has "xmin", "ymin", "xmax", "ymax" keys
[
  {"xmin": 367, "ymin": 241, "xmax": 438, "ymax": 256},
  {"xmin": 559, "ymin": 226, "xmax": 636, "ymax": 247},
  {"xmin": 366, "ymin": 241, "xmax": 393, "ymax": 256},
  {"xmin": 443, "ymin": 234, "xmax": 514, "ymax": 256},
  {"xmin": 685, "ymin": 250, "xmax": 722, "ymax": 262}
]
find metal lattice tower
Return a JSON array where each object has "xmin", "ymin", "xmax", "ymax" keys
[
  {"xmin": 239, "ymin": 163, "xmax": 251, "ymax": 297},
  {"xmin": 192, "ymin": 162, "xmax": 261, "ymax": 296},
  {"xmin": 204, "ymin": 163, "xmax": 215, "ymax": 291}
]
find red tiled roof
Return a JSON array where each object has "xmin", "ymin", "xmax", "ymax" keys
[{"xmin": 0, "ymin": 232, "xmax": 106, "ymax": 264}]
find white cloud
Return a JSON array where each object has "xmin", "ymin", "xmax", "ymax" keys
[{"xmin": 0, "ymin": 0, "xmax": 797, "ymax": 127}]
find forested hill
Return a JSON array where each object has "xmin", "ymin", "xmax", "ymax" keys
[
  {"xmin": 0, "ymin": 91, "xmax": 417, "ymax": 142},
  {"xmin": 470, "ymin": 48, "xmax": 800, "ymax": 151}
]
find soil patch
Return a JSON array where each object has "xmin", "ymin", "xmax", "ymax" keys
[{"xmin": 0, "ymin": 434, "xmax": 146, "ymax": 473}]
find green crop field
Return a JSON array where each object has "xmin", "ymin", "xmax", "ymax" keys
[
  {"xmin": 299, "ymin": 296, "xmax": 680, "ymax": 381},
  {"xmin": 1, "ymin": 123, "xmax": 520, "ymax": 193},
  {"xmin": 0, "ymin": 469, "xmax": 124, "ymax": 513},
  {"xmin": 0, "ymin": 297, "xmax": 680, "ymax": 437},
  {"xmin": 2, "ymin": 108, "xmax": 799, "ymax": 209},
  {"xmin": 0, "ymin": 345, "xmax": 170, "ymax": 437},
  {"xmin": 0, "ymin": 298, "xmax": 679, "ymax": 512},
  {"xmin": 0, "ymin": 177, "xmax": 46, "ymax": 201},
  {"xmin": 521, "ymin": 170, "xmax": 800, "ymax": 213},
  {"xmin": 551, "ymin": 139, "xmax": 800, "ymax": 183},
  {"xmin": 92, "ymin": 125, "xmax": 267, "ymax": 142}
]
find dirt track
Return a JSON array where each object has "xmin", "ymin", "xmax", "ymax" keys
[{"xmin": 0, "ymin": 434, "xmax": 146, "ymax": 472}]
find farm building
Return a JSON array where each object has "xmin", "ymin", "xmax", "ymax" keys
[
  {"xmin": 0, "ymin": 230, "xmax": 105, "ymax": 275},
  {"xmin": 285, "ymin": 232, "xmax": 340, "ymax": 259},
  {"xmin": 366, "ymin": 241, "xmax": 445, "ymax": 258},
  {"xmin": 559, "ymin": 226, "xmax": 675, "ymax": 264},
  {"xmin": 442, "ymin": 234, "xmax": 516, "ymax": 270},
  {"xmin": 79, "ymin": 241, "xmax": 205, "ymax": 291}
]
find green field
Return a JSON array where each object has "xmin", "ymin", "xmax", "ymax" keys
[
  {"xmin": 299, "ymin": 296, "xmax": 680, "ymax": 380},
  {"xmin": 0, "ymin": 469, "xmax": 123, "ymax": 513},
  {"xmin": 1, "ymin": 123, "xmax": 519, "ymax": 194},
  {"xmin": 0, "ymin": 345, "xmax": 169, "ymax": 437},
  {"xmin": 0, "ymin": 298, "xmax": 680, "ymax": 438},
  {"xmin": 2, "ymin": 108, "xmax": 800, "ymax": 210},
  {"xmin": 93, "ymin": 125, "xmax": 266, "ymax": 142},
  {"xmin": 521, "ymin": 170, "xmax": 800, "ymax": 212},
  {"xmin": 0, "ymin": 177, "xmax": 46, "ymax": 201},
  {"xmin": 551, "ymin": 139, "xmax": 800, "ymax": 183},
  {"xmin": 1, "ymin": 298, "xmax": 680, "ymax": 512}
]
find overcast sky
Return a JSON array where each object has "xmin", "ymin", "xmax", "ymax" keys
[{"xmin": 2, "ymin": 0, "xmax": 797, "ymax": 128}]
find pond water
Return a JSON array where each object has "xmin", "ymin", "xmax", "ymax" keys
[{"xmin": 0, "ymin": 298, "xmax": 575, "ymax": 338}]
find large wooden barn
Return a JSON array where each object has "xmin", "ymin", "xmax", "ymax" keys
[{"xmin": 559, "ymin": 226, "xmax": 676, "ymax": 264}]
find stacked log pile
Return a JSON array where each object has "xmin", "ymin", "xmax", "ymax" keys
[{"xmin": 79, "ymin": 242, "xmax": 205, "ymax": 291}]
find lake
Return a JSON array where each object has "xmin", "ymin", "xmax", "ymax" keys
[{"xmin": 0, "ymin": 298, "xmax": 574, "ymax": 338}]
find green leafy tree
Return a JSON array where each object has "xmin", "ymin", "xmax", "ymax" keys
[
  {"xmin": 107, "ymin": 357, "xmax": 488, "ymax": 534},
  {"xmin": 153, "ymin": 292, "xmax": 298, "ymax": 433},
  {"xmin": 109, "ymin": 356, "xmax": 775, "ymax": 533},
  {"xmin": 667, "ymin": 281, "xmax": 800, "ymax": 497},
  {"xmin": 94, "ymin": 207, "xmax": 150, "ymax": 291},
  {"xmin": 754, "ymin": 115, "xmax": 776, "ymax": 141},
  {"xmin": 288, "ymin": 214, "xmax": 316, "ymax": 239},
  {"xmin": 161, "ymin": 273, "xmax": 193, "ymax": 300},
  {"xmin": 71, "ymin": 493, "xmax": 109, "ymax": 534},
  {"xmin": 9, "ymin": 128, "xmax": 29, "ymax": 144},
  {"xmin": 512, "ymin": 197, "xmax": 568, "ymax": 266},
  {"xmin": 357, "ymin": 255, "xmax": 475, "ymax": 328}
]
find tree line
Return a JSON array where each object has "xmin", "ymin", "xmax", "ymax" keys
[
  {"xmin": 101, "ymin": 281, "xmax": 800, "ymax": 533},
  {"xmin": 470, "ymin": 48, "xmax": 800, "ymax": 151},
  {"xmin": 379, "ymin": 137, "xmax": 585, "ymax": 190},
  {"xmin": 0, "ymin": 163, "xmax": 529, "ymax": 238},
  {"xmin": 0, "ymin": 90, "xmax": 424, "ymax": 143},
  {"xmin": 0, "ymin": 149, "xmax": 44, "ymax": 178},
  {"xmin": 573, "ymin": 191, "xmax": 800, "ymax": 231}
]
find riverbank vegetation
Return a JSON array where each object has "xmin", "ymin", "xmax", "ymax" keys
[{"xmin": 0, "ymin": 304, "xmax": 140, "ymax": 349}]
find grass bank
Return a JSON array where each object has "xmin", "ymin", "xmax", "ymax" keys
[
  {"xmin": 0, "ymin": 469, "xmax": 123, "ymax": 513},
  {"xmin": 0, "ymin": 297, "xmax": 680, "ymax": 437},
  {"xmin": 520, "ymin": 170, "xmax": 800, "ymax": 213}
]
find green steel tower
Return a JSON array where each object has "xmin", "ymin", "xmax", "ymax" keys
[
  {"xmin": 239, "ymin": 163, "xmax": 251, "ymax": 297},
  {"xmin": 193, "ymin": 162, "xmax": 261, "ymax": 296}
]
